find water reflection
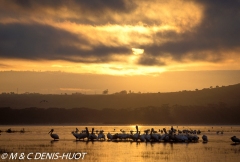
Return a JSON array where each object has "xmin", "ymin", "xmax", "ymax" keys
[
  {"xmin": 0, "ymin": 125, "xmax": 240, "ymax": 162},
  {"xmin": 50, "ymin": 140, "xmax": 59, "ymax": 144}
]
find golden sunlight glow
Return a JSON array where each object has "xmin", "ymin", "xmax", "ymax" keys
[
  {"xmin": 1, "ymin": 0, "xmax": 204, "ymax": 47},
  {"xmin": 1, "ymin": 54, "xmax": 240, "ymax": 77},
  {"xmin": 1, "ymin": 0, "xmax": 239, "ymax": 78},
  {"xmin": 132, "ymin": 48, "xmax": 144, "ymax": 55},
  {"xmin": 0, "ymin": 0, "xmax": 205, "ymax": 61}
]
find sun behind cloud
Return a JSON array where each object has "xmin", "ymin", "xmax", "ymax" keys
[
  {"xmin": 132, "ymin": 48, "xmax": 144, "ymax": 55},
  {"xmin": 0, "ymin": 0, "xmax": 240, "ymax": 77}
]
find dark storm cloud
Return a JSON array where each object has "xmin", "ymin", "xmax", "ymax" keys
[
  {"xmin": 10, "ymin": 0, "xmax": 63, "ymax": 8},
  {"xmin": 0, "ymin": 23, "xmax": 131, "ymax": 62},
  {"xmin": 2, "ymin": 0, "xmax": 137, "ymax": 25},
  {"xmin": 10, "ymin": 0, "xmax": 135, "ymax": 12},
  {"xmin": 140, "ymin": 0, "xmax": 240, "ymax": 65},
  {"xmin": 74, "ymin": 0, "xmax": 136, "ymax": 13},
  {"xmin": 1, "ymin": 0, "xmax": 240, "ymax": 66},
  {"xmin": 0, "ymin": 23, "xmax": 85, "ymax": 59},
  {"xmin": 137, "ymin": 55, "xmax": 166, "ymax": 66}
]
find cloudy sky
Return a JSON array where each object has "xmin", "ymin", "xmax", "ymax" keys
[{"xmin": 0, "ymin": 0, "xmax": 240, "ymax": 94}]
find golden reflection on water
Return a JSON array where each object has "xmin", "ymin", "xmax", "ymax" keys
[{"xmin": 0, "ymin": 125, "xmax": 240, "ymax": 162}]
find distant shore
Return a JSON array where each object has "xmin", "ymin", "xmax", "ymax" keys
[
  {"xmin": 1, "ymin": 83, "xmax": 240, "ymax": 125},
  {"xmin": 0, "ymin": 83, "xmax": 240, "ymax": 109},
  {"xmin": 1, "ymin": 105, "xmax": 240, "ymax": 125}
]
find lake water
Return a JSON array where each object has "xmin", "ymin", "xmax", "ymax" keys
[{"xmin": 1, "ymin": 125, "xmax": 240, "ymax": 162}]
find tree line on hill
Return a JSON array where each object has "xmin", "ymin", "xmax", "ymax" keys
[
  {"xmin": 1, "ymin": 102, "xmax": 240, "ymax": 125},
  {"xmin": 1, "ymin": 83, "xmax": 240, "ymax": 109}
]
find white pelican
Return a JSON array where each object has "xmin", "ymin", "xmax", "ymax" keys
[
  {"xmin": 144, "ymin": 129, "xmax": 151, "ymax": 142},
  {"xmin": 131, "ymin": 125, "xmax": 139, "ymax": 141},
  {"xmin": 97, "ymin": 130, "xmax": 106, "ymax": 140},
  {"xmin": 187, "ymin": 134, "xmax": 199, "ymax": 142},
  {"xmin": 202, "ymin": 135, "xmax": 208, "ymax": 143},
  {"xmin": 138, "ymin": 131, "xmax": 146, "ymax": 142},
  {"xmin": 197, "ymin": 130, "xmax": 201, "ymax": 134},
  {"xmin": 79, "ymin": 132, "xmax": 88, "ymax": 140},
  {"xmin": 107, "ymin": 132, "xmax": 113, "ymax": 140},
  {"xmin": 160, "ymin": 134, "xmax": 169, "ymax": 141},
  {"xmin": 48, "ymin": 129, "xmax": 59, "ymax": 140},
  {"xmin": 231, "ymin": 136, "xmax": 240, "ymax": 144},
  {"xmin": 112, "ymin": 133, "xmax": 119, "ymax": 140},
  {"xmin": 150, "ymin": 128, "xmax": 159, "ymax": 141},
  {"xmin": 88, "ymin": 128, "xmax": 97, "ymax": 141},
  {"xmin": 117, "ymin": 129, "xmax": 129, "ymax": 140},
  {"xmin": 72, "ymin": 132, "xmax": 87, "ymax": 141},
  {"xmin": 106, "ymin": 129, "xmax": 118, "ymax": 141},
  {"xmin": 174, "ymin": 134, "xmax": 188, "ymax": 142},
  {"xmin": 72, "ymin": 131, "xmax": 79, "ymax": 140},
  {"xmin": 163, "ymin": 128, "xmax": 167, "ymax": 134}
]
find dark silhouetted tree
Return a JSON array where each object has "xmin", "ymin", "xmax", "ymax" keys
[{"xmin": 102, "ymin": 89, "xmax": 108, "ymax": 95}]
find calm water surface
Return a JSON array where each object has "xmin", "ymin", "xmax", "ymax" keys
[{"xmin": 1, "ymin": 125, "xmax": 240, "ymax": 162}]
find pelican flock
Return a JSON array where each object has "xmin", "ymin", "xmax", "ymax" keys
[
  {"xmin": 1, "ymin": 126, "xmax": 238, "ymax": 144},
  {"xmin": 70, "ymin": 126, "xmax": 204, "ymax": 143},
  {"xmin": 46, "ymin": 126, "xmax": 240, "ymax": 144}
]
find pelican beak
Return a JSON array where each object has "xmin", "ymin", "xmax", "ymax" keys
[{"xmin": 48, "ymin": 129, "xmax": 53, "ymax": 134}]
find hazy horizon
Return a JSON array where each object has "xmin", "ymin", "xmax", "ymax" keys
[{"xmin": 1, "ymin": 70, "xmax": 240, "ymax": 95}]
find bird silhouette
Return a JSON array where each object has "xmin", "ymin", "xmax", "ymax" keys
[
  {"xmin": 48, "ymin": 129, "xmax": 59, "ymax": 140},
  {"xmin": 231, "ymin": 136, "xmax": 240, "ymax": 144},
  {"xmin": 202, "ymin": 135, "xmax": 208, "ymax": 143}
]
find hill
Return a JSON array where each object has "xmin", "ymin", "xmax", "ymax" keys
[
  {"xmin": 0, "ymin": 83, "xmax": 240, "ymax": 109},
  {"xmin": 1, "ymin": 83, "xmax": 240, "ymax": 124}
]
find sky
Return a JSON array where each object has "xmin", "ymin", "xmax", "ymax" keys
[{"xmin": 0, "ymin": 0, "xmax": 240, "ymax": 94}]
